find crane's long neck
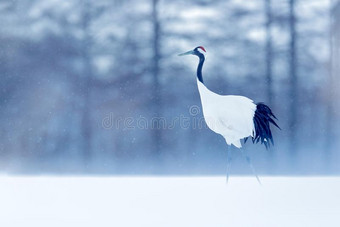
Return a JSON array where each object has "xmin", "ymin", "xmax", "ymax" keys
[{"xmin": 197, "ymin": 54, "xmax": 205, "ymax": 84}]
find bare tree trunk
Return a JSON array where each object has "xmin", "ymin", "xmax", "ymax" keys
[
  {"xmin": 265, "ymin": 0, "xmax": 273, "ymax": 107},
  {"xmin": 264, "ymin": 0, "xmax": 275, "ymax": 169},
  {"xmin": 327, "ymin": 0, "xmax": 340, "ymax": 163},
  {"xmin": 80, "ymin": 0, "xmax": 93, "ymax": 167},
  {"xmin": 335, "ymin": 2, "xmax": 340, "ymax": 137},
  {"xmin": 151, "ymin": 0, "xmax": 162, "ymax": 157},
  {"xmin": 288, "ymin": 0, "xmax": 298, "ymax": 156},
  {"xmin": 325, "ymin": 0, "xmax": 334, "ymax": 157}
]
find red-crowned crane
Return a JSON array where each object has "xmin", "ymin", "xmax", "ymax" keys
[{"xmin": 179, "ymin": 46, "xmax": 280, "ymax": 183}]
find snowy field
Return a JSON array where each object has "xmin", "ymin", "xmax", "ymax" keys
[{"xmin": 0, "ymin": 176, "xmax": 339, "ymax": 227}]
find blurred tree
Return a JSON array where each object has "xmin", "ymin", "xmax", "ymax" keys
[
  {"xmin": 288, "ymin": 0, "xmax": 298, "ymax": 156},
  {"xmin": 265, "ymin": 0, "xmax": 274, "ymax": 107},
  {"xmin": 80, "ymin": 0, "xmax": 94, "ymax": 167},
  {"xmin": 264, "ymin": 0, "xmax": 276, "ymax": 168},
  {"xmin": 151, "ymin": 0, "xmax": 163, "ymax": 157},
  {"xmin": 329, "ymin": 0, "xmax": 340, "ymax": 154}
]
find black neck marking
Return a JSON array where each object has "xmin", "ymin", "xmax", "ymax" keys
[{"xmin": 197, "ymin": 53, "xmax": 205, "ymax": 84}]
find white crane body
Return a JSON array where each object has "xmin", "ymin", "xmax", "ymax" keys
[{"xmin": 197, "ymin": 79, "xmax": 256, "ymax": 148}]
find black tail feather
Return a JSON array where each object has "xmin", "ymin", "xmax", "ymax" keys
[{"xmin": 244, "ymin": 103, "xmax": 280, "ymax": 149}]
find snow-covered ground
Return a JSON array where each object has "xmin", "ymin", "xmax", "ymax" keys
[{"xmin": 0, "ymin": 176, "xmax": 339, "ymax": 227}]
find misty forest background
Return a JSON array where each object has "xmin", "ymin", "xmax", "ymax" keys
[{"xmin": 1, "ymin": 0, "xmax": 339, "ymax": 175}]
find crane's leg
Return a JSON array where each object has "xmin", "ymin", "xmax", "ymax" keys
[
  {"xmin": 240, "ymin": 148, "xmax": 262, "ymax": 185},
  {"xmin": 226, "ymin": 145, "xmax": 232, "ymax": 183}
]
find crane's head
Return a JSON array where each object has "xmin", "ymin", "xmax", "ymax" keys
[{"xmin": 178, "ymin": 46, "xmax": 206, "ymax": 57}]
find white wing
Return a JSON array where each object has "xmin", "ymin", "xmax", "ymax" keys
[{"xmin": 197, "ymin": 80, "xmax": 256, "ymax": 148}]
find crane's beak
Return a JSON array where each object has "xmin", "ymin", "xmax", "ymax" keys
[{"xmin": 178, "ymin": 50, "xmax": 194, "ymax": 56}]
